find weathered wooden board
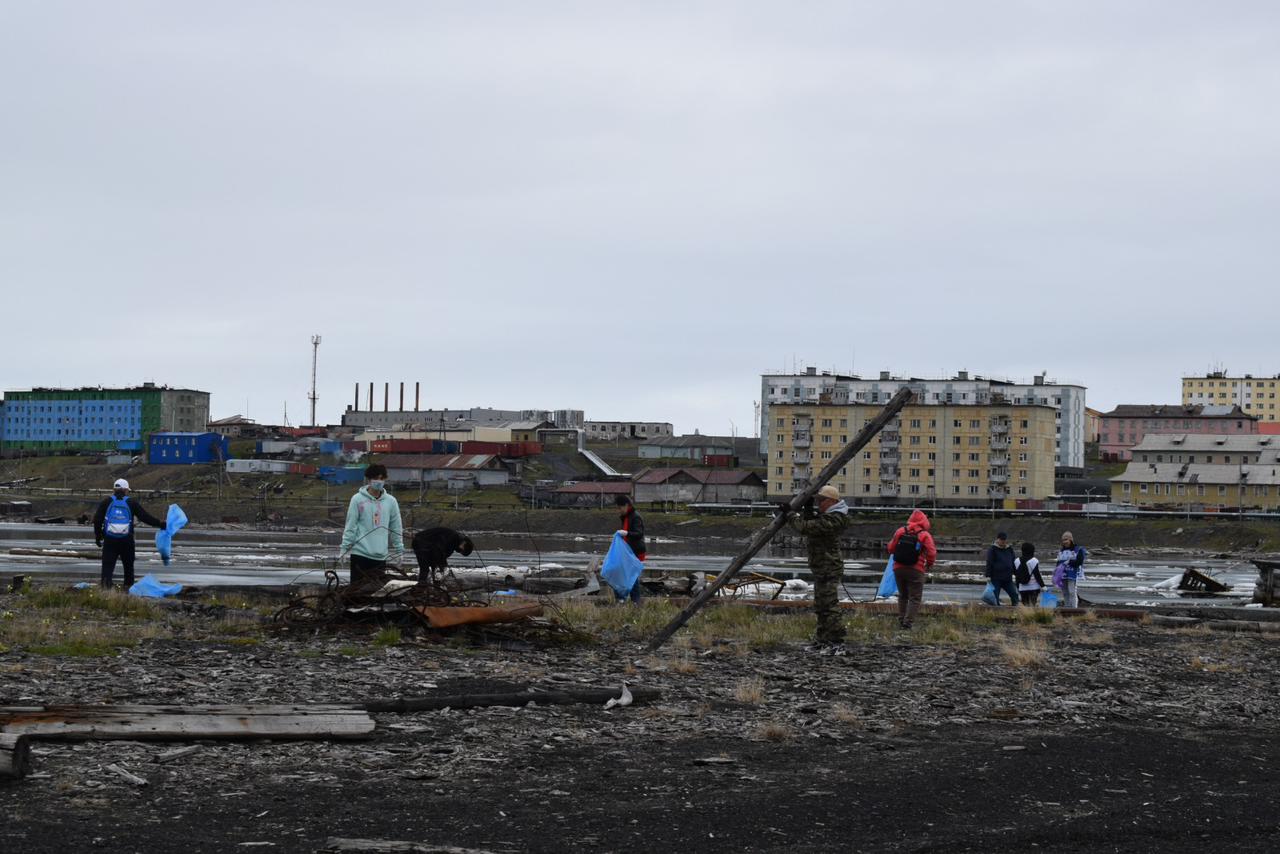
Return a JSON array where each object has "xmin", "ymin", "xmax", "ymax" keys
[
  {"xmin": 0, "ymin": 704, "xmax": 375, "ymax": 742},
  {"xmin": 0, "ymin": 732, "xmax": 32, "ymax": 780}
]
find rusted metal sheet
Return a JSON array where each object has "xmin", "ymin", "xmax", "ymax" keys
[{"xmin": 414, "ymin": 604, "xmax": 543, "ymax": 629}]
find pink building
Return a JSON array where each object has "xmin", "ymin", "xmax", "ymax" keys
[{"xmin": 1099, "ymin": 404, "xmax": 1257, "ymax": 461}]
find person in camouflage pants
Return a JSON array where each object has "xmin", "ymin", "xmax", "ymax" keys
[{"xmin": 786, "ymin": 484, "xmax": 853, "ymax": 646}]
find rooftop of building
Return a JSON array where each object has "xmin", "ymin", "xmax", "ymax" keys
[
  {"xmin": 378, "ymin": 453, "xmax": 501, "ymax": 470},
  {"xmin": 1111, "ymin": 462, "xmax": 1280, "ymax": 486},
  {"xmin": 633, "ymin": 467, "xmax": 764, "ymax": 486},
  {"xmin": 1128, "ymin": 434, "xmax": 1279, "ymax": 453},
  {"xmin": 639, "ymin": 434, "xmax": 736, "ymax": 448},
  {"xmin": 555, "ymin": 481, "xmax": 633, "ymax": 494},
  {"xmin": 1103, "ymin": 404, "xmax": 1253, "ymax": 419},
  {"xmin": 761, "ymin": 369, "xmax": 1085, "ymax": 389},
  {"xmin": 1183, "ymin": 371, "xmax": 1280, "ymax": 380},
  {"xmin": 5, "ymin": 385, "xmax": 209, "ymax": 395}
]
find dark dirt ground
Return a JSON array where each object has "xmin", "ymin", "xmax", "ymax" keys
[
  {"xmin": 3, "ymin": 595, "xmax": 1279, "ymax": 853},
  {"xmin": 5, "ymin": 725, "xmax": 1277, "ymax": 853}
]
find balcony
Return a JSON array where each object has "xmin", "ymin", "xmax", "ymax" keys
[
  {"xmin": 988, "ymin": 472, "xmax": 1009, "ymax": 484},
  {"xmin": 793, "ymin": 431, "xmax": 811, "ymax": 448},
  {"xmin": 880, "ymin": 449, "xmax": 900, "ymax": 462},
  {"xmin": 989, "ymin": 421, "xmax": 1010, "ymax": 435},
  {"xmin": 880, "ymin": 431, "xmax": 901, "ymax": 446},
  {"xmin": 879, "ymin": 484, "xmax": 901, "ymax": 497},
  {"xmin": 988, "ymin": 451, "xmax": 1010, "ymax": 466},
  {"xmin": 880, "ymin": 467, "xmax": 899, "ymax": 482},
  {"xmin": 793, "ymin": 451, "xmax": 811, "ymax": 464},
  {"xmin": 988, "ymin": 487, "xmax": 1009, "ymax": 499},
  {"xmin": 989, "ymin": 437, "xmax": 1011, "ymax": 451}
]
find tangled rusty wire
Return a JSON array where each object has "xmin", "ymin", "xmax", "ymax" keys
[{"xmin": 273, "ymin": 568, "xmax": 485, "ymax": 628}]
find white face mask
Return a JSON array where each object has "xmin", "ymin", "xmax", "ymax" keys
[{"xmin": 368, "ymin": 480, "xmax": 386, "ymax": 493}]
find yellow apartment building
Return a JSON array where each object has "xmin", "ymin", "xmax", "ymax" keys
[
  {"xmin": 767, "ymin": 403, "xmax": 1057, "ymax": 505},
  {"xmin": 1182, "ymin": 372, "xmax": 1280, "ymax": 423}
]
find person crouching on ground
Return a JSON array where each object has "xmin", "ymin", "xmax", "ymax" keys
[
  {"xmin": 93, "ymin": 478, "xmax": 166, "ymax": 590},
  {"xmin": 985, "ymin": 531, "xmax": 1020, "ymax": 606},
  {"xmin": 614, "ymin": 494, "xmax": 647, "ymax": 603},
  {"xmin": 785, "ymin": 485, "xmax": 853, "ymax": 646},
  {"xmin": 411, "ymin": 527, "xmax": 475, "ymax": 583},
  {"xmin": 1016, "ymin": 542, "xmax": 1045, "ymax": 605},
  {"xmin": 886, "ymin": 509, "xmax": 937, "ymax": 629},
  {"xmin": 339, "ymin": 464, "xmax": 404, "ymax": 588},
  {"xmin": 1055, "ymin": 532, "xmax": 1087, "ymax": 608}
]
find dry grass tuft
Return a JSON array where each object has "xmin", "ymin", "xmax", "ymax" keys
[
  {"xmin": 754, "ymin": 721, "xmax": 794, "ymax": 742},
  {"xmin": 1000, "ymin": 636, "xmax": 1049, "ymax": 668},
  {"xmin": 1189, "ymin": 655, "xmax": 1242, "ymax": 673},
  {"xmin": 733, "ymin": 676, "xmax": 766, "ymax": 705},
  {"xmin": 831, "ymin": 703, "xmax": 863, "ymax": 727}
]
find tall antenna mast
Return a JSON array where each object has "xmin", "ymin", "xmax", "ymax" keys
[{"xmin": 309, "ymin": 334, "xmax": 322, "ymax": 426}]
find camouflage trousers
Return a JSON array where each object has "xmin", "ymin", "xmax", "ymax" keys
[{"xmin": 810, "ymin": 563, "xmax": 845, "ymax": 644}]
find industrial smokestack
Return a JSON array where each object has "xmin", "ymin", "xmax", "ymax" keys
[
  {"xmin": 415, "ymin": 382, "xmax": 420, "ymax": 411},
  {"xmin": 368, "ymin": 383, "xmax": 373, "ymax": 411},
  {"xmin": 384, "ymin": 383, "xmax": 389, "ymax": 412},
  {"xmin": 354, "ymin": 383, "xmax": 359, "ymax": 412},
  {"xmin": 399, "ymin": 382, "xmax": 404, "ymax": 411}
]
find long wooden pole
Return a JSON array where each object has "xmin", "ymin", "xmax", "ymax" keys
[{"xmin": 648, "ymin": 386, "xmax": 914, "ymax": 650}]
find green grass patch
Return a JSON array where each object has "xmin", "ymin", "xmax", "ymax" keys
[
  {"xmin": 27, "ymin": 638, "xmax": 123, "ymax": 657},
  {"xmin": 372, "ymin": 626, "xmax": 402, "ymax": 648}
]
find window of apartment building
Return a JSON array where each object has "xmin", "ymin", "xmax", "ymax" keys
[
  {"xmin": 821, "ymin": 419, "xmax": 832, "ymax": 428},
  {"xmin": 1018, "ymin": 486, "xmax": 1028, "ymax": 495},
  {"xmin": 909, "ymin": 468, "xmax": 920, "ymax": 477},
  {"xmin": 863, "ymin": 451, "xmax": 872, "ymax": 460},
  {"xmin": 821, "ymin": 451, "xmax": 833, "ymax": 460},
  {"xmin": 1218, "ymin": 485, "xmax": 1227, "ymax": 496},
  {"xmin": 1197, "ymin": 485, "xmax": 1205, "ymax": 496},
  {"xmin": 952, "ymin": 469, "xmax": 961, "ymax": 478},
  {"xmin": 841, "ymin": 467, "xmax": 847, "ymax": 476},
  {"xmin": 1206, "ymin": 455, "xmax": 1214, "ymax": 463},
  {"xmin": 864, "ymin": 468, "xmax": 871, "ymax": 477},
  {"xmin": 840, "ymin": 435, "xmax": 848, "ymax": 443},
  {"xmin": 839, "ymin": 419, "xmax": 848, "ymax": 427},
  {"xmin": 909, "ymin": 435, "xmax": 921, "ymax": 445},
  {"xmin": 953, "ymin": 437, "xmax": 962, "ymax": 446},
  {"xmin": 968, "ymin": 453, "xmax": 980, "ymax": 462},
  {"xmin": 864, "ymin": 484, "xmax": 872, "ymax": 493},
  {"xmin": 776, "ymin": 451, "xmax": 783, "ymax": 459},
  {"xmin": 1018, "ymin": 452, "xmax": 1028, "ymax": 462},
  {"xmin": 1177, "ymin": 485, "xmax": 1186, "ymax": 495},
  {"xmin": 929, "ymin": 419, "xmax": 937, "ymax": 428},
  {"xmin": 953, "ymin": 419, "xmax": 962, "ymax": 428},
  {"xmin": 909, "ymin": 485, "xmax": 921, "ymax": 494},
  {"xmin": 1019, "ymin": 437, "xmax": 1028, "ymax": 445},
  {"xmin": 968, "ymin": 469, "xmax": 980, "ymax": 478},
  {"xmin": 927, "ymin": 435, "xmax": 937, "ymax": 444},
  {"xmin": 969, "ymin": 436, "xmax": 981, "ymax": 446},
  {"xmin": 1019, "ymin": 469, "xmax": 1027, "ymax": 479},
  {"xmin": 1020, "ymin": 419, "xmax": 1028, "ymax": 429},
  {"xmin": 952, "ymin": 485, "xmax": 961, "ymax": 494},
  {"xmin": 1140, "ymin": 484, "xmax": 1148, "ymax": 493},
  {"xmin": 822, "ymin": 435, "xmax": 833, "ymax": 444},
  {"xmin": 909, "ymin": 452, "xmax": 921, "ymax": 461},
  {"xmin": 776, "ymin": 434, "xmax": 784, "ymax": 445},
  {"xmin": 927, "ymin": 452, "xmax": 937, "ymax": 461},
  {"xmin": 969, "ymin": 419, "xmax": 980, "ymax": 429},
  {"xmin": 1123, "ymin": 483, "xmax": 1131, "ymax": 494},
  {"xmin": 968, "ymin": 485, "xmax": 980, "ymax": 495},
  {"xmin": 777, "ymin": 418, "xmax": 785, "ymax": 427},
  {"xmin": 775, "ymin": 467, "xmax": 783, "ymax": 476}
]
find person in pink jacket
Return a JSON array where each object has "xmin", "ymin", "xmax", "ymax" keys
[{"xmin": 886, "ymin": 509, "xmax": 938, "ymax": 629}]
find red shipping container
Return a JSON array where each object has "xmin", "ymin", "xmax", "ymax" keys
[{"xmin": 702, "ymin": 454, "xmax": 733, "ymax": 467}]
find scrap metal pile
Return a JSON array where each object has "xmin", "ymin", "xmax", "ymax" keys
[{"xmin": 272, "ymin": 569, "xmax": 569, "ymax": 640}]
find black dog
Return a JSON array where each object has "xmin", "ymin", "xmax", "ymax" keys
[{"xmin": 411, "ymin": 527, "xmax": 475, "ymax": 582}]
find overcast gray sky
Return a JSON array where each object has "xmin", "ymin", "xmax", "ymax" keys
[{"xmin": 3, "ymin": 2, "xmax": 1278, "ymax": 434}]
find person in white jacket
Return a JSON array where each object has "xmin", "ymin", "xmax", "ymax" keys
[{"xmin": 339, "ymin": 464, "xmax": 404, "ymax": 587}]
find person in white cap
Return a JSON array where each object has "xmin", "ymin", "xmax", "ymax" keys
[
  {"xmin": 93, "ymin": 478, "xmax": 166, "ymax": 589},
  {"xmin": 782, "ymin": 484, "xmax": 852, "ymax": 646}
]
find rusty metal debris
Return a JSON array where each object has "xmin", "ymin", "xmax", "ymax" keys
[{"xmin": 1177, "ymin": 567, "xmax": 1231, "ymax": 593}]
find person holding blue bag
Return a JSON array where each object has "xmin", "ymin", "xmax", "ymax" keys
[
  {"xmin": 92, "ymin": 478, "xmax": 166, "ymax": 589},
  {"xmin": 886, "ymin": 509, "xmax": 936, "ymax": 629},
  {"xmin": 984, "ymin": 532, "xmax": 1020, "ymax": 607},
  {"xmin": 609, "ymin": 495, "xmax": 647, "ymax": 602},
  {"xmin": 1055, "ymin": 531, "xmax": 1087, "ymax": 608}
]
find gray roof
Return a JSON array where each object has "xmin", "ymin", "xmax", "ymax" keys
[
  {"xmin": 640, "ymin": 435, "xmax": 735, "ymax": 448},
  {"xmin": 1111, "ymin": 462, "xmax": 1280, "ymax": 486},
  {"xmin": 1129, "ymin": 434, "xmax": 1277, "ymax": 454}
]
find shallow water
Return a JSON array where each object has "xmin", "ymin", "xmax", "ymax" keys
[{"xmin": 0, "ymin": 522, "xmax": 1259, "ymax": 606}]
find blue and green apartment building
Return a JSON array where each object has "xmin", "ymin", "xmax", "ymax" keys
[{"xmin": 0, "ymin": 384, "xmax": 211, "ymax": 454}]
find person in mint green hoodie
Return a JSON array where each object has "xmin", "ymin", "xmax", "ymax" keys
[{"xmin": 339, "ymin": 463, "xmax": 404, "ymax": 586}]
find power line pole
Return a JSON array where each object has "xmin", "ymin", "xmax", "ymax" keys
[{"xmin": 309, "ymin": 335, "xmax": 322, "ymax": 427}]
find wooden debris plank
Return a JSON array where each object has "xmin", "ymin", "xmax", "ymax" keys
[
  {"xmin": 1, "ymin": 732, "xmax": 32, "ymax": 780},
  {"xmin": 0, "ymin": 705, "xmax": 374, "ymax": 742},
  {"xmin": 364, "ymin": 686, "xmax": 659, "ymax": 713},
  {"xmin": 324, "ymin": 839, "xmax": 509, "ymax": 854}
]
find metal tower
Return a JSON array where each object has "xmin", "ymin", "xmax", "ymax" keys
[{"xmin": 309, "ymin": 335, "xmax": 322, "ymax": 426}]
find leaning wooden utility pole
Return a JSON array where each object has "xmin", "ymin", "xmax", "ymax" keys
[{"xmin": 649, "ymin": 386, "xmax": 914, "ymax": 650}]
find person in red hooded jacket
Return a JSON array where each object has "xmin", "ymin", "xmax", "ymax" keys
[{"xmin": 886, "ymin": 509, "xmax": 938, "ymax": 629}]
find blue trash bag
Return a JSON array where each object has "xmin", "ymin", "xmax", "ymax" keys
[
  {"xmin": 130, "ymin": 574, "xmax": 183, "ymax": 598},
  {"xmin": 601, "ymin": 532, "xmax": 644, "ymax": 596},
  {"xmin": 876, "ymin": 557, "xmax": 898, "ymax": 599},
  {"xmin": 981, "ymin": 582, "xmax": 998, "ymax": 606},
  {"xmin": 155, "ymin": 503, "xmax": 189, "ymax": 566},
  {"xmin": 1040, "ymin": 589, "xmax": 1059, "ymax": 608}
]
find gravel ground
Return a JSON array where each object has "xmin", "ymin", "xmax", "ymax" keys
[{"xmin": 2, "ymin": 598, "xmax": 1279, "ymax": 852}]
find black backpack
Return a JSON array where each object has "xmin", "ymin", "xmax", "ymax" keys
[
  {"xmin": 893, "ymin": 531, "xmax": 921, "ymax": 566},
  {"xmin": 1015, "ymin": 559, "xmax": 1031, "ymax": 586}
]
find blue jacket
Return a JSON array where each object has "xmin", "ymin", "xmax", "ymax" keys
[{"xmin": 985, "ymin": 543, "xmax": 1018, "ymax": 582}]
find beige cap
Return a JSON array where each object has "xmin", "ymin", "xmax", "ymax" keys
[{"xmin": 817, "ymin": 485, "xmax": 840, "ymax": 501}]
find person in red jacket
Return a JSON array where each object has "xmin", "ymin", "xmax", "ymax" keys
[{"xmin": 886, "ymin": 509, "xmax": 938, "ymax": 629}]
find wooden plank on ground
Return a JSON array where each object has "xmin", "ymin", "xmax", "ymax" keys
[
  {"xmin": 0, "ymin": 705, "xmax": 375, "ymax": 742},
  {"xmin": 1, "ymin": 732, "xmax": 32, "ymax": 780}
]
